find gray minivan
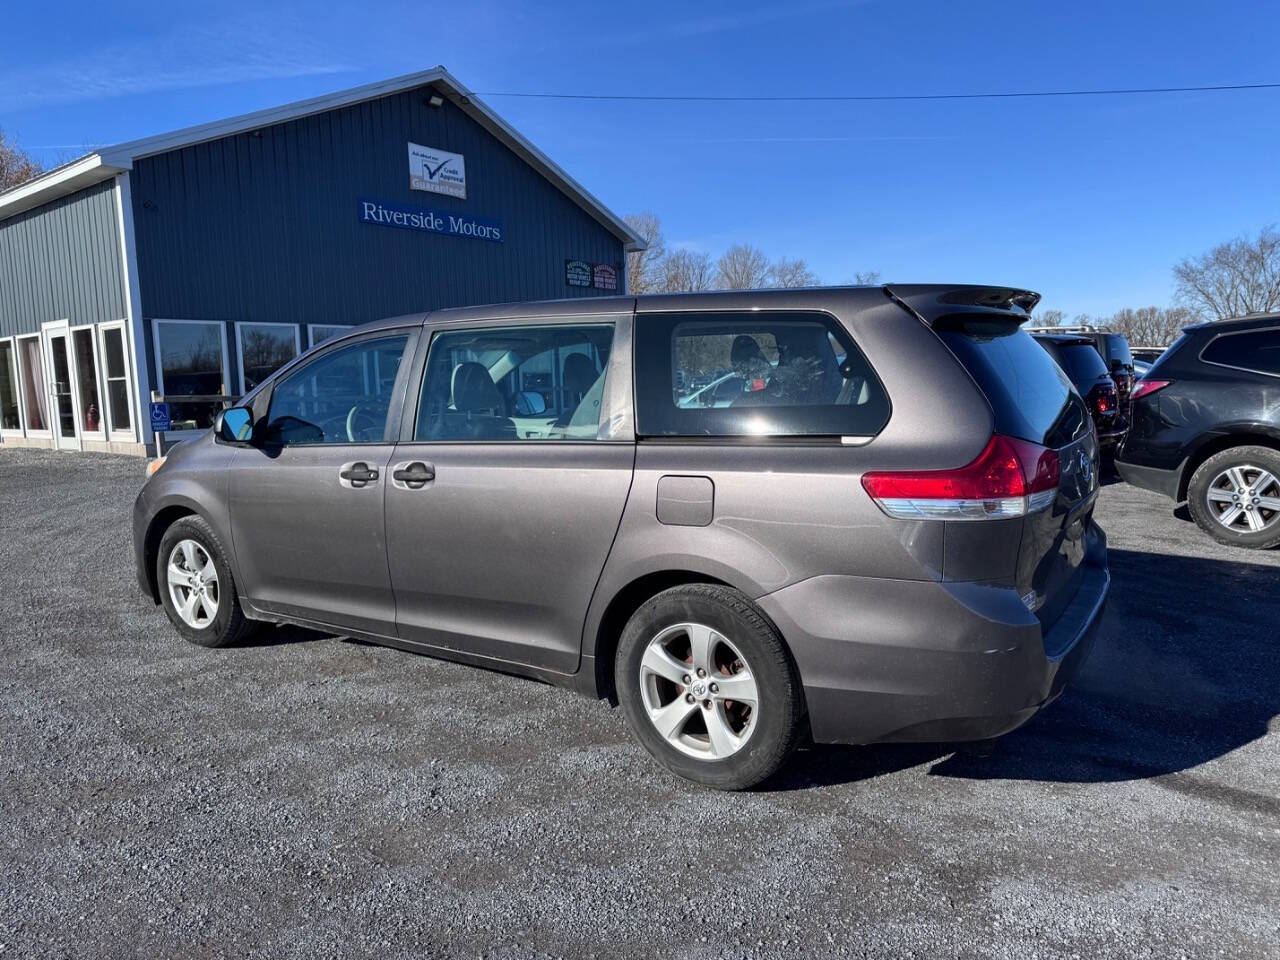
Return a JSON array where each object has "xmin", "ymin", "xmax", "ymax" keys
[{"xmin": 134, "ymin": 286, "xmax": 1109, "ymax": 789}]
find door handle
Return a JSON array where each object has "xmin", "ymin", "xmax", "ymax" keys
[
  {"xmin": 339, "ymin": 461, "xmax": 380, "ymax": 487},
  {"xmin": 392, "ymin": 461, "xmax": 435, "ymax": 489}
]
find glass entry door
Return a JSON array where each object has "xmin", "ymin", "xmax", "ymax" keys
[{"xmin": 43, "ymin": 325, "xmax": 80, "ymax": 450}]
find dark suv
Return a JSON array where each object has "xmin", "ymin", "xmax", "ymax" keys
[
  {"xmin": 134, "ymin": 285, "xmax": 1109, "ymax": 789},
  {"xmin": 1117, "ymin": 314, "xmax": 1280, "ymax": 549},
  {"xmin": 1033, "ymin": 334, "xmax": 1124, "ymax": 452}
]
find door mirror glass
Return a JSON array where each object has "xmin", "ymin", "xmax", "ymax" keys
[
  {"xmin": 219, "ymin": 406, "xmax": 254, "ymax": 443},
  {"xmin": 515, "ymin": 390, "xmax": 547, "ymax": 416}
]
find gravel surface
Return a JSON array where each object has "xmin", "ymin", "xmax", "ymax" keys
[{"xmin": 1, "ymin": 447, "xmax": 1277, "ymax": 959}]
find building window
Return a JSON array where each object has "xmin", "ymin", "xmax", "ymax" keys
[
  {"xmin": 0, "ymin": 339, "xmax": 21, "ymax": 433},
  {"xmin": 236, "ymin": 322, "xmax": 301, "ymax": 394},
  {"xmin": 16, "ymin": 335, "xmax": 49, "ymax": 434},
  {"xmin": 308, "ymin": 325, "xmax": 352, "ymax": 349},
  {"xmin": 152, "ymin": 319, "xmax": 228, "ymax": 431},
  {"xmin": 71, "ymin": 327, "xmax": 105, "ymax": 437},
  {"xmin": 100, "ymin": 323, "xmax": 134, "ymax": 438}
]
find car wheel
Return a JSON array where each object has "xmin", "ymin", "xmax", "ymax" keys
[
  {"xmin": 1186, "ymin": 446, "xmax": 1280, "ymax": 550},
  {"xmin": 156, "ymin": 515, "xmax": 255, "ymax": 647},
  {"xmin": 615, "ymin": 584, "xmax": 806, "ymax": 790}
]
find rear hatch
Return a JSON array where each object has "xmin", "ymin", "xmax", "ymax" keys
[{"xmin": 884, "ymin": 286, "xmax": 1102, "ymax": 643}]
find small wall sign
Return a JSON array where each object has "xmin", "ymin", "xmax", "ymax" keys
[
  {"xmin": 592, "ymin": 263, "xmax": 618, "ymax": 291},
  {"xmin": 408, "ymin": 143, "xmax": 466, "ymax": 199},
  {"xmin": 565, "ymin": 260, "xmax": 592, "ymax": 287}
]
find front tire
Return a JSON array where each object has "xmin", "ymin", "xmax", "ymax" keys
[
  {"xmin": 1186, "ymin": 445, "xmax": 1280, "ymax": 549},
  {"xmin": 615, "ymin": 584, "xmax": 805, "ymax": 790},
  {"xmin": 156, "ymin": 515, "xmax": 255, "ymax": 647}
]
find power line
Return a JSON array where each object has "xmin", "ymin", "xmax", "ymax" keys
[{"xmin": 473, "ymin": 80, "xmax": 1280, "ymax": 103}]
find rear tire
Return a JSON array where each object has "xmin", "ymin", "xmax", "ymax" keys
[
  {"xmin": 615, "ymin": 584, "xmax": 805, "ymax": 790},
  {"xmin": 1186, "ymin": 445, "xmax": 1280, "ymax": 550},
  {"xmin": 156, "ymin": 515, "xmax": 256, "ymax": 647}
]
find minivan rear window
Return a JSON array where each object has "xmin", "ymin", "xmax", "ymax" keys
[
  {"xmin": 634, "ymin": 311, "xmax": 891, "ymax": 439},
  {"xmin": 936, "ymin": 316, "xmax": 1080, "ymax": 446}
]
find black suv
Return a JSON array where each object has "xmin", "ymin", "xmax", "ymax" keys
[
  {"xmin": 1116, "ymin": 314, "xmax": 1280, "ymax": 549},
  {"xmin": 1033, "ymin": 334, "xmax": 1124, "ymax": 452}
]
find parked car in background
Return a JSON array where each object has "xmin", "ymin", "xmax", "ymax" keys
[
  {"xmin": 1117, "ymin": 314, "xmax": 1280, "ymax": 549},
  {"xmin": 1033, "ymin": 334, "xmax": 1126, "ymax": 453},
  {"xmin": 1131, "ymin": 347, "xmax": 1166, "ymax": 364},
  {"xmin": 1133, "ymin": 359, "xmax": 1152, "ymax": 378},
  {"xmin": 1027, "ymin": 325, "xmax": 1138, "ymax": 429},
  {"xmin": 134, "ymin": 286, "xmax": 1108, "ymax": 789}
]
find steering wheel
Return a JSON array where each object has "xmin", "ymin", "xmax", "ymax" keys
[{"xmin": 345, "ymin": 401, "xmax": 385, "ymax": 443}]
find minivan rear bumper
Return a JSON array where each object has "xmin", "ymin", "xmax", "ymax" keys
[{"xmin": 756, "ymin": 531, "xmax": 1109, "ymax": 746}]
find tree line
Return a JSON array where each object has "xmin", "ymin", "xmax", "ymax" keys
[
  {"xmin": 1038, "ymin": 226, "xmax": 1280, "ymax": 345},
  {"xmin": 624, "ymin": 212, "xmax": 880, "ymax": 294}
]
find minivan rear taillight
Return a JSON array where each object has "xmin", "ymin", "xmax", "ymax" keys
[
  {"xmin": 1130, "ymin": 379, "xmax": 1172, "ymax": 401},
  {"xmin": 861, "ymin": 435, "xmax": 1060, "ymax": 520}
]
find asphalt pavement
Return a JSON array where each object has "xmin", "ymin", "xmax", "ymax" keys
[{"xmin": 1, "ymin": 447, "xmax": 1276, "ymax": 959}]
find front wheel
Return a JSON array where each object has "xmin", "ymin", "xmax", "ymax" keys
[
  {"xmin": 1186, "ymin": 445, "xmax": 1280, "ymax": 550},
  {"xmin": 156, "ymin": 515, "xmax": 255, "ymax": 647},
  {"xmin": 615, "ymin": 584, "xmax": 806, "ymax": 790}
]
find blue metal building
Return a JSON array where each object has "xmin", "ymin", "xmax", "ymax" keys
[{"xmin": 0, "ymin": 67, "xmax": 642, "ymax": 455}]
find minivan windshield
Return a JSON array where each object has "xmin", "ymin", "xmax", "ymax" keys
[{"xmin": 936, "ymin": 316, "xmax": 1082, "ymax": 447}]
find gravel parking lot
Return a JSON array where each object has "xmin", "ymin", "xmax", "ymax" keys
[{"xmin": 1, "ymin": 447, "xmax": 1277, "ymax": 959}]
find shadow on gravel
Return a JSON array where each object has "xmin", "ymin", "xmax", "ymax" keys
[
  {"xmin": 768, "ymin": 548, "xmax": 1280, "ymax": 797},
  {"xmin": 238, "ymin": 624, "xmax": 329, "ymax": 647}
]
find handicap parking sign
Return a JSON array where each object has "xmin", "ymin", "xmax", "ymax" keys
[{"xmin": 149, "ymin": 402, "xmax": 171, "ymax": 432}]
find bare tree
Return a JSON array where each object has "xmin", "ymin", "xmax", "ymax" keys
[
  {"xmin": 1035, "ymin": 308, "xmax": 1068, "ymax": 327},
  {"xmin": 1103, "ymin": 306, "xmax": 1194, "ymax": 346},
  {"xmin": 624, "ymin": 212, "xmax": 666, "ymax": 294},
  {"xmin": 656, "ymin": 248, "xmax": 714, "ymax": 293},
  {"xmin": 716, "ymin": 244, "xmax": 771, "ymax": 290},
  {"xmin": 1173, "ymin": 226, "xmax": 1280, "ymax": 321},
  {"xmin": 0, "ymin": 128, "xmax": 43, "ymax": 191},
  {"xmin": 768, "ymin": 257, "xmax": 818, "ymax": 288},
  {"xmin": 851, "ymin": 270, "xmax": 882, "ymax": 285}
]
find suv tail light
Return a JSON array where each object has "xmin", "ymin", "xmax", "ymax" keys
[
  {"xmin": 1130, "ymin": 379, "xmax": 1172, "ymax": 401},
  {"xmin": 861, "ymin": 435, "xmax": 1060, "ymax": 520},
  {"xmin": 1093, "ymin": 383, "xmax": 1117, "ymax": 417}
]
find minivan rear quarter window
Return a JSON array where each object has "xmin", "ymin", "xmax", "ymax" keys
[
  {"xmin": 935, "ymin": 315, "xmax": 1083, "ymax": 446},
  {"xmin": 633, "ymin": 312, "xmax": 890, "ymax": 439}
]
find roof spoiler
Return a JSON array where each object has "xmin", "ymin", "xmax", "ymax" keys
[{"xmin": 883, "ymin": 284, "xmax": 1042, "ymax": 325}]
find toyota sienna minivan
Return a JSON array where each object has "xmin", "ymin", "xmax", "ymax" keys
[{"xmin": 134, "ymin": 286, "xmax": 1109, "ymax": 789}]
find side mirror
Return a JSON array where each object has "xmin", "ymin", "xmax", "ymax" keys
[
  {"xmin": 219, "ymin": 406, "xmax": 255, "ymax": 443},
  {"xmin": 515, "ymin": 390, "xmax": 547, "ymax": 416}
]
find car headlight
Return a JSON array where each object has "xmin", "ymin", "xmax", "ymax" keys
[{"xmin": 146, "ymin": 456, "xmax": 167, "ymax": 479}]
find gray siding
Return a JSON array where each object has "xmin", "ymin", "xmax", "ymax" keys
[
  {"xmin": 130, "ymin": 87, "xmax": 624, "ymax": 329},
  {"xmin": 0, "ymin": 180, "xmax": 127, "ymax": 338}
]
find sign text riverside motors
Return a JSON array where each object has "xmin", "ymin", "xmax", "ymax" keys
[{"xmin": 358, "ymin": 198, "xmax": 503, "ymax": 242}]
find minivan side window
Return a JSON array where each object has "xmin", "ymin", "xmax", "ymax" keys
[
  {"xmin": 262, "ymin": 334, "xmax": 409, "ymax": 445},
  {"xmin": 1200, "ymin": 329, "xmax": 1280, "ymax": 377},
  {"xmin": 633, "ymin": 312, "xmax": 890, "ymax": 438},
  {"xmin": 415, "ymin": 324, "xmax": 615, "ymax": 441}
]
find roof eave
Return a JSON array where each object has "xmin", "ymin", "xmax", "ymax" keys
[
  {"xmin": 0, "ymin": 65, "xmax": 644, "ymax": 250},
  {"xmin": 0, "ymin": 153, "xmax": 128, "ymax": 219}
]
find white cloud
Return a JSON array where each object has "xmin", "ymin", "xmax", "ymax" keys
[{"xmin": 0, "ymin": 14, "xmax": 355, "ymax": 112}]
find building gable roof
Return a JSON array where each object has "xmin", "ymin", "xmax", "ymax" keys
[{"xmin": 0, "ymin": 66, "xmax": 644, "ymax": 250}]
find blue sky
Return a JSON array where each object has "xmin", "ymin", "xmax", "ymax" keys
[{"xmin": 3, "ymin": 0, "xmax": 1278, "ymax": 316}]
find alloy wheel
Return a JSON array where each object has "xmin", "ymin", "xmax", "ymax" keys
[
  {"xmin": 1206, "ymin": 464, "xmax": 1280, "ymax": 534},
  {"xmin": 638, "ymin": 622, "xmax": 759, "ymax": 760},
  {"xmin": 166, "ymin": 539, "xmax": 220, "ymax": 629}
]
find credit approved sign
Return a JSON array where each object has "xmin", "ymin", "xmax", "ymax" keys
[{"xmin": 408, "ymin": 143, "xmax": 466, "ymax": 199}]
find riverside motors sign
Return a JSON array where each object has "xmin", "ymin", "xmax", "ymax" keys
[
  {"xmin": 408, "ymin": 142, "xmax": 466, "ymax": 198},
  {"xmin": 359, "ymin": 199, "xmax": 503, "ymax": 242}
]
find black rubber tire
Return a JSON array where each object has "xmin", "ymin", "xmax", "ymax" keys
[
  {"xmin": 615, "ymin": 584, "xmax": 806, "ymax": 790},
  {"xmin": 156, "ymin": 515, "xmax": 256, "ymax": 648},
  {"xmin": 1186, "ymin": 445, "xmax": 1280, "ymax": 550}
]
